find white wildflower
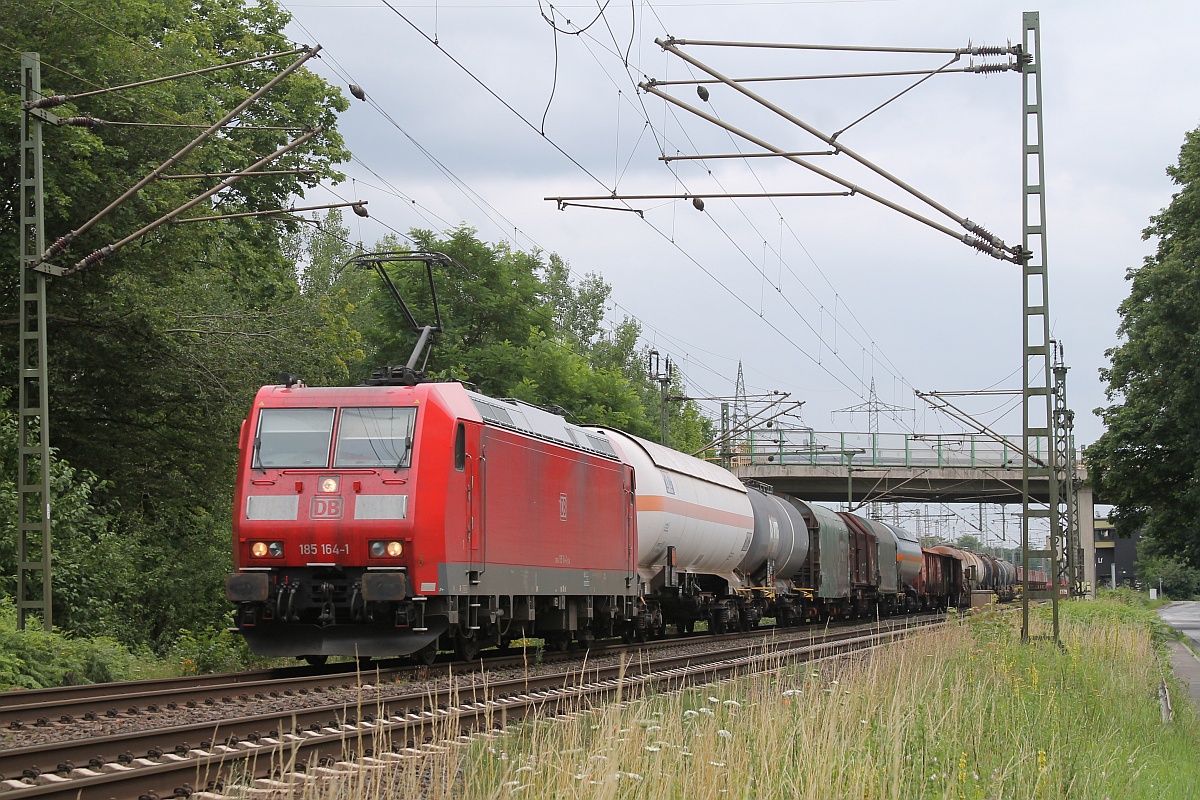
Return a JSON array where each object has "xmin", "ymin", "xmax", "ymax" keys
[
  {"xmin": 683, "ymin": 710, "xmax": 699, "ymax": 719},
  {"xmin": 717, "ymin": 730, "xmax": 733, "ymax": 739},
  {"xmin": 709, "ymin": 696, "xmax": 721, "ymax": 704},
  {"xmin": 645, "ymin": 746, "xmax": 661, "ymax": 752},
  {"xmin": 709, "ymin": 761, "xmax": 726, "ymax": 767},
  {"xmin": 723, "ymin": 700, "xmax": 741, "ymax": 708}
]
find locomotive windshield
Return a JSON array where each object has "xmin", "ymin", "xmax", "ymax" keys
[
  {"xmin": 334, "ymin": 407, "xmax": 417, "ymax": 469},
  {"xmin": 253, "ymin": 408, "xmax": 335, "ymax": 468}
]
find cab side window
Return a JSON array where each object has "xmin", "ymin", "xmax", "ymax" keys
[{"xmin": 454, "ymin": 423, "xmax": 466, "ymax": 471}]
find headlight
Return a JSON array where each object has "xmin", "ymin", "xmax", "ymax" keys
[
  {"xmin": 320, "ymin": 476, "xmax": 339, "ymax": 493},
  {"xmin": 250, "ymin": 541, "xmax": 283, "ymax": 558},
  {"xmin": 370, "ymin": 540, "xmax": 403, "ymax": 558}
]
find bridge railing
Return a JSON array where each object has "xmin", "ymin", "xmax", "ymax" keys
[{"xmin": 736, "ymin": 428, "xmax": 1049, "ymax": 469}]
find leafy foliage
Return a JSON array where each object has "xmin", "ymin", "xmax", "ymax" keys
[
  {"xmin": 1, "ymin": 0, "xmax": 354, "ymax": 649},
  {"xmin": 1088, "ymin": 124, "xmax": 1200, "ymax": 565},
  {"xmin": 167, "ymin": 625, "xmax": 259, "ymax": 675},
  {"xmin": 1137, "ymin": 539, "xmax": 1200, "ymax": 599},
  {"xmin": 0, "ymin": 597, "xmax": 147, "ymax": 689}
]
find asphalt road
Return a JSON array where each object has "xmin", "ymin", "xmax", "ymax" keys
[{"xmin": 1157, "ymin": 601, "xmax": 1200, "ymax": 708}]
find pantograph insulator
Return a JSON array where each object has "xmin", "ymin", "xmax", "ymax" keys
[
  {"xmin": 964, "ymin": 235, "xmax": 1002, "ymax": 259},
  {"xmin": 967, "ymin": 61, "xmax": 1018, "ymax": 74},
  {"xmin": 967, "ymin": 45, "xmax": 1014, "ymax": 57},
  {"xmin": 962, "ymin": 219, "xmax": 1003, "ymax": 248},
  {"xmin": 26, "ymin": 94, "xmax": 68, "ymax": 110},
  {"xmin": 61, "ymin": 116, "xmax": 103, "ymax": 128}
]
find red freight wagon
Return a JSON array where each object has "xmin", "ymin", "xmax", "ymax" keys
[
  {"xmin": 837, "ymin": 512, "xmax": 881, "ymax": 616},
  {"xmin": 913, "ymin": 548, "xmax": 959, "ymax": 611},
  {"xmin": 226, "ymin": 380, "xmax": 636, "ymax": 662}
]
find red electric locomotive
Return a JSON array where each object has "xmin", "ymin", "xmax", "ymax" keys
[{"xmin": 225, "ymin": 375, "xmax": 638, "ymax": 663}]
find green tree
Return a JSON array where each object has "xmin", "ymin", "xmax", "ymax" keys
[
  {"xmin": 1088, "ymin": 124, "xmax": 1200, "ymax": 566},
  {"xmin": 1137, "ymin": 547, "xmax": 1200, "ymax": 600},
  {"xmin": 954, "ymin": 534, "xmax": 984, "ymax": 551},
  {"xmin": 1, "ymin": 0, "xmax": 355, "ymax": 647}
]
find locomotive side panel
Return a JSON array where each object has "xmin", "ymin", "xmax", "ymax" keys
[{"xmin": 438, "ymin": 424, "xmax": 631, "ymax": 597}]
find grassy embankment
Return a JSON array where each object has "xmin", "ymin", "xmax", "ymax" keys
[
  {"xmin": 0, "ymin": 598, "xmax": 263, "ymax": 689},
  {"xmin": 298, "ymin": 593, "xmax": 1199, "ymax": 800}
]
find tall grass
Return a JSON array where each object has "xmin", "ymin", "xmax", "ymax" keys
[{"xmin": 295, "ymin": 599, "xmax": 1200, "ymax": 799}]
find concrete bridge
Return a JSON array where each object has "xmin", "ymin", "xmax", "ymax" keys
[{"xmin": 727, "ymin": 428, "xmax": 1066, "ymax": 504}]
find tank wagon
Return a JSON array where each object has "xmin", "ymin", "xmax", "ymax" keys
[{"xmin": 226, "ymin": 376, "xmax": 1017, "ymax": 662}]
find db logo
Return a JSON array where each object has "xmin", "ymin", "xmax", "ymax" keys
[
  {"xmin": 559, "ymin": 493, "xmax": 568, "ymax": 521},
  {"xmin": 311, "ymin": 496, "xmax": 343, "ymax": 519}
]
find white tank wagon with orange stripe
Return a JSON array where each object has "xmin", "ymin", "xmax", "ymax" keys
[{"xmin": 593, "ymin": 429, "xmax": 755, "ymax": 588}]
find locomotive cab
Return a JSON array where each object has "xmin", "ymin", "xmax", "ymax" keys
[{"xmin": 225, "ymin": 381, "xmax": 453, "ymax": 659}]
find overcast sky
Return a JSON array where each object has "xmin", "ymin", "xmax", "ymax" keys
[{"xmin": 277, "ymin": 0, "xmax": 1198, "ymax": 465}]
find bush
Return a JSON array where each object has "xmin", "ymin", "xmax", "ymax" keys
[
  {"xmin": 167, "ymin": 626, "xmax": 258, "ymax": 675},
  {"xmin": 0, "ymin": 598, "xmax": 147, "ymax": 689}
]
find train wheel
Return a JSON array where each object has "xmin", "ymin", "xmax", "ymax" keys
[
  {"xmin": 412, "ymin": 641, "xmax": 438, "ymax": 666},
  {"xmin": 454, "ymin": 630, "xmax": 480, "ymax": 661},
  {"xmin": 303, "ymin": 655, "xmax": 327, "ymax": 667}
]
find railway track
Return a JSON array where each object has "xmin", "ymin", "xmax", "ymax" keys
[
  {"xmin": 0, "ymin": 622, "xmax": 815, "ymax": 734},
  {"xmin": 0, "ymin": 615, "xmax": 945, "ymax": 798}
]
